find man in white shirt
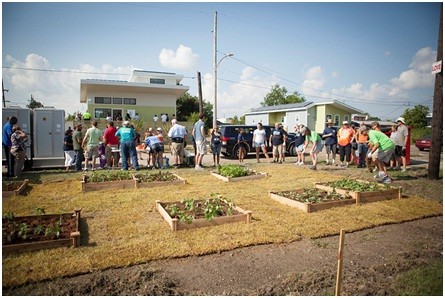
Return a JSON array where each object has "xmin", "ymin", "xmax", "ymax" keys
[
  {"xmin": 168, "ymin": 119, "xmax": 187, "ymax": 167},
  {"xmin": 153, "ymin": 114, "xmax": 159, "ymax": 124},
  {"xmin": 161, "ymin": 114, "xmax": 167, "ymax": 123}
]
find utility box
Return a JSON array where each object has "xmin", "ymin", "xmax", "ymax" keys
[
  {"xmin": 33, "ymin": 108, "xmax": 65, "ymax": 158},
  {"xmin": 2, "ymin": 106, "xmax": 32, "ymax": 159}
]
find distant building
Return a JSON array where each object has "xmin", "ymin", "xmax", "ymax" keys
[
  {"xmin": 244, "ymin": 100, "xmax": 364, "ymax": 133},
  {"xmin": 80, "ymin": 70, "xmax": 189, "ymax": 122}
]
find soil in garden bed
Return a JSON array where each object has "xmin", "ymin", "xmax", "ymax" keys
[
  {"xmin": 134, "ymin": 171, "xmax": 178, "ymax": 183},
  {"xmin": 160, "ymin": 199, "xmax": 241, "ymax": 222},
  {"xmin": 274, "ymin": 188, "xmax": 353, "ymax": 204},
  {"xmin": 3, "ymin": 214, "xmax": 77, "ymax": 245}
]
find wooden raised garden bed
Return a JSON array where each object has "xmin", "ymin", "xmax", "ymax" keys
[
  {"xmin": 269, "ymin": 188, "xmax": 356, "ymax": 213},
  {"xmin": 314, "ymin": 178, "xmax": 401, "ymax": 204},
  {"xmin": 156, "ymin": 196, "xmax": 252, "ymax": 231},
  {"xmin": 81, "ymin": 171, "xmax": 137, "ymax": 192},
  {"xmin": 2, "ymin": 179, "xmax": 29, "ymax": 197},
  {"xmin": 134, "ymin": 171, "xmax": 186, "ymax": 188},
  {"xmin": 212, "ymin": 164, "xmax": 267, "ymax": 182},
  {"xmin": 2, "ymin": 209, "xmax": 81, "ymax": 255}
]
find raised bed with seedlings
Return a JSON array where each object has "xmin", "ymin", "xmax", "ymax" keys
[
  {"xmin": 81, "ymin": 170, "xmax": 137, "ymax": 192},
  {"xmin": 269, "ymin": 188, "xmax": 356, "ymax": 213},
  {"xmin": 156, "ymin": 195, "xmax": 252, "ymax": 231},
  {"xmin": 134, "ymin": 171, "xmax": 186, "ymax": 188},
  {"xmin": 2, "ymin": 209, "xmax": 81, "ymax": 255},
  {"xmin": 211, "ymin": 164, "xmax": 267, "ymax": 182},
  {"xmin": 314, "ymin": 178, "xmax": 401, "ymax": 203},
  {"xmin": 2, "ymin": 179, "xmax": 29, "ymax": 197}
]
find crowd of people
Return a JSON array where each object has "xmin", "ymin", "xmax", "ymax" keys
[{"xmin": 3, "ymin": 111, "xmax": 410, "ymax": 184}]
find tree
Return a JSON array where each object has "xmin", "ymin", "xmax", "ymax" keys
[
  {"xmin": 26, "ymin": 95, "xmax": 44, "ymax": 110},
  {"xmin": 260, "ymin": 84, "xmax": 305, "ymax": 107},
  {"xmin": 400, "ymin": 105, "xmax": 429, "ymax": 129},
  {"xmin": 176, "ymin": 92, "xmax": 199, "ymax": 121}
]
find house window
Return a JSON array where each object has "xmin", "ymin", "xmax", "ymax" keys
[
  {"xmin": 326, "ymin": 114, "xmax": 332, "ymax": 122},
  {"xmin": 95, "ymin": 97, "xmax": 111, "ymax": 104},
  {"xmin": 123, "ymin": 98, "xmax": 136, "ymax": 105},
  {"xmin": 113, "ymin": 97, "xmax": 122, "ymax": 104},
  {"xmin": 281, "ymin": 117, "xmax": 285, "ymax": 123},
  {"xmin": 95, "ymin": 108, "xmax": 112, "ymax": 119},
  {"xmin": 334, "ymin": 115, "xmax": 340, "ymax": 126},
  {"xmin": 150, "ymin": 78, "xmax": 165, "ymax": 84},
  {"xmin": 295, "ymin": 114, "xmax": 300, "ymax": 122},
  {"xmin": 344, "ymin": 115, "xmax": 350, "ymax": 123}
]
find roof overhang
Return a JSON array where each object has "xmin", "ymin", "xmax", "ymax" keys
[
  {"xmin": 308, "ymin": 100, "xmax": 364, "ymax": 114},
  {"xmin": 80, "ymin": 80, "xmax": 189, "ymax": 102},
  {"xmin": 244, "ymin": 107, "xmax": 308, "ymax": 115}
]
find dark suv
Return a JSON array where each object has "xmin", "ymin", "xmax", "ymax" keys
[{"xmin": 219, "ymin": 125, "xmax": 297, "ymax": 158}]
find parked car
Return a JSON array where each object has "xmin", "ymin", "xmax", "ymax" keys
[
  {"xmin": 415, "ymin": 135, "xmax": 431, "ymax": 151},
  {"xmin": 219, "ymin": 125, "xmax": 297, "ymax": 159}
]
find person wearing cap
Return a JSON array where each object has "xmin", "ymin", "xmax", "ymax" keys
[
  {"xmin": 359, "ymin": 125, "xmax": 395, "ymax": 184},
  {"xmin": 302, "ymin": 126, "xmax": 323, "ymax": 170},
  {"xmin": 115, "ymin": 121, "xmax": 139, "ymax": 171},
  {"xmin": 322, "ymin": 119, "xmax": 338, "ymax": 165},
  {"xmin": 355, "ymin": 122, "xmax": 369, "ymax": 168},
  {"xmin": 81, "ymin": 120, "xmax": 102, "ymax": 171},
  {"xmin": 395, "ymin": 117, "xmax": 409, "ymax": 172},
  {"xmin": 337, "ymin": 121, "xmax": 355, "ymax": 168}
]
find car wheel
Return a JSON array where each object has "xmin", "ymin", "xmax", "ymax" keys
[
  {"xmin": 287, "ymin": 143, "xmax": 296, "ymax": 156},
  {"xmin": 232, "ymin": 144, "xmax": 247, "ymax": 159}
]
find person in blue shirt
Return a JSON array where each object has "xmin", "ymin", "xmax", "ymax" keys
[
  {"xmin": 144, "ymin": 130, "xmax": 164, "ymax": 169},
  {"xmin": 115, "ymin": 121, "xmax": 139, "ymax": 171},
  {"xmin": 322, "ymin": 119, "xmax": 338, "ymax": 165},
  {"xmin": 293, "ymin": 124, "xmax": 306, "ymax": 165},
  {"xmin": 2, "ymin": 116, "xmax": 18, "ymax": 177}
]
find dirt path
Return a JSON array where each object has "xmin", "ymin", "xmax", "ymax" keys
[{"xmin": 5, "ymin": 216, "xmax": 442, "ymax": 296}]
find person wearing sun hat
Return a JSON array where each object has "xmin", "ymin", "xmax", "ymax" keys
[
  {"xmin": 395, "ymin": 117, "xmax": 409, "ymax": 172},
  {"xmin": 337, "ymin": 120, "xmax": 355, "ymax": 168},
  {"xmin": 322, "ymin": 118, "xmax": 338, "ymax": 165}
]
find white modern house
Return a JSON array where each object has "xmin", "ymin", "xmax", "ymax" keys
[
  {"xmin": 80, "ymin": 70, "xmax": 189, "ymax": 121},
  {"xmin": 244, "ymin": 100, "xmax": 364, "ymax": 133}
]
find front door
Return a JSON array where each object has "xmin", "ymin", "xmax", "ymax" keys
[{"xmin": 35, "ymin": 111, "xmax": 53, "ymax": 157}]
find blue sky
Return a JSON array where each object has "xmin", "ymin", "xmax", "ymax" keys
[{"xmin": 2, "ymin": 2, "xmax": 441, "ymax": 120}]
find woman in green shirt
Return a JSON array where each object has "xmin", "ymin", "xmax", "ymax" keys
[{"xmin": 302, "ymin": 127, "xmax": 323, "ymax": 170}]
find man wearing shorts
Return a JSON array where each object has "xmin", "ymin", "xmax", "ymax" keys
[
  {"xmin": 81, "ymin": 120, "xmax": 102, "ymax": 171},
  {"xmin": 359, "ymin": 125, "xmax": 395, "ymax": 184},
  {"xmin": 322, "ymin": 119, "xmax": 337, "ymax": 165},
  {"xmin": 192, "ymin": 113, "xmax": 206, "ymax": 170},
  {"xmin": 270, "ymin": 122, "xmax": 286, "ymax": 163},
  {"xmin": 168, "ymin": 119, "xmax": 187, "ymax": 168}
]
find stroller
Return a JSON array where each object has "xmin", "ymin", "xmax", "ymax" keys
[{"xmin": 98, "ymin": 143, "xmax": 107, "ymax": 169}]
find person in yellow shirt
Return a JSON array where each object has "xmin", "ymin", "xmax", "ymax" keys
[{"xmin": 337, "ymin": 121, "xmax": 355, "ymax": 168}]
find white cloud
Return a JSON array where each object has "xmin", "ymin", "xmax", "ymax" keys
[
  {"xmin": 158, "ymin": 45, "xmax": 199, "ymax": 71},
  {"xmin": 390, "ymin": 47, "xmax": 436, "ymax": 91},
  {"xmin": 300, "ymin": 66, "xmax": 327, "ymax": 99},
  {"xmin": 201, "ymin": 66, "xmax": 274, "ymax": 118},
  {"xmin": 3, "ymin": 53, "xmax": 134, "ymax": 114}
]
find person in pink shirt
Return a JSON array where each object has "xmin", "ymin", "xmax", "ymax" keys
[{"xmin": 103, "ymin": 121, "xmax": 120, "ymax": 168}]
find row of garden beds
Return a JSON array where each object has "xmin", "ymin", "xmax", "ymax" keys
[{"xmin": 2, "ymin": 165, "xmax": 401, "ymax": 255}]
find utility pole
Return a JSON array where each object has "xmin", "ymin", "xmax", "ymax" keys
[
  {"xmin": 428, "ymin": 3, "xmax": 443, "ymax": 180},
  {"xmin": 2, "ymin": 79, "xmax": 9, "ymax": 108},
  {"xmin": 197, "ymin": 71, "xmax": 203, "ymax": 114},
  {"xmin": 213, "ymin": 11, "xmax": 217, "ymax": 129}
]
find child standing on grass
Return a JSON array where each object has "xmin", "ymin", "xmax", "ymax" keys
[{"xmin": 237, "ymin": 128, "xmax": 247, "ymax": 163}]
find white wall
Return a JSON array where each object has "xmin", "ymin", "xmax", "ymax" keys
[
  {"xmin": 285, "ymin": 110, "xmax": 308, "ymax": 132},
  {"xmin": 245, "ymin": 113, "xmax": 269, "ymax": 125}
]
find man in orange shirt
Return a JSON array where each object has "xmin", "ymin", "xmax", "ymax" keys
[{"xmin": 337, "ymin": 121, "xmax": 355, "ymax": 168}]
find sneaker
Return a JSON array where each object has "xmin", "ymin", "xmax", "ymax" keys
[
  {"xmin": 401, "ymin": 168, "xmax": 407, "ymax": 172},
  {"xmin": 381, "ymin": 175, "xmax": 392, "ymax": 184},
  {"xmin": 309, "ymin": 165, "xmax": 317, "ymax": 170},
  {"xmin": 374, "ymin": 172, "xmax": 385, "ymax": 179},
  {"xmin": 195, "ymin": 165, "xmax": 203, "ymax": 170},
  {"xmin": 325, "ymin": 160, "xmax": 330, "ymax": 165}
]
